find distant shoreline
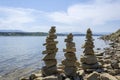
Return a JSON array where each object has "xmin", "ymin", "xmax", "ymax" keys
[{"xmin": 0, "ymin": 32, "xmax": 103, "ymax": 36}]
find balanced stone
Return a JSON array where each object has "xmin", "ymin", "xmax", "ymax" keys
[
  {"xmin": 63, "ymin": 48, "xmax": 76, "ymax": 53},
  {"xmin": 46, "ymin": 45, "xmax": 57, "ymax": 50},
  {"xmin": 43, "ymin": 53, "xmax": 56, "ymax": 60},
  {"xmin": 44, "ymin": 59, "xmax": 57, "ymax": 67},
  {"xmin": 66, "ymin": 42, "xmax": 75, "ymax": 48},
  {"xmin": 42, "ymin": 66, "xmax": 57, "ymax": 76},
  {"xmin": 62, "ymin": 60, "xmax": 77, "ymax": 66},
  {"xmin": 64, "ymin": 53, "xmax": 77, "ymax": 61},
  {"xmin": 42, "ymin": 48, "xmax": 58, "ymax": 54},
  {"xmin": 65, "ymin": 39, "xmax": 73, "ymax": 42},
  {"xmin": 64, "ymin": 67, "xmax": 77, "ymax": 76},
  {"xmin": 81, "ymin": 55, "xmax": 97, "ymax": 64}
]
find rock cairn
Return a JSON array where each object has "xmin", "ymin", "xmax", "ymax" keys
[
  {"xmin": 62, "ymin": 33, "xmax": 78, "ymax": 77},
  {"xmin": 42, "ymin": 26, "xmax": 58, "ymax": 76},
  {"xmin": 80, "ymin": 28, "xmax": 101, "ymax": 72}
]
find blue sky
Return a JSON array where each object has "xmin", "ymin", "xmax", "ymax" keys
[{"xmin": 0, "ymin": 0, "xmax": 120, "ymax": 33}]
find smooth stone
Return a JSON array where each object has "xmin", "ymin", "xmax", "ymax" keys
[
  {"xmin": 44, "ymin": 59, "xmax": 57, "ymax": 67},
  {"xmin": 64, "ymin": 39, "xmax": 73, "ymax": 42},
  {"xmin": 62, "ymin": 60, "xmax": 76, "ymax": 66},
  {"xmin": 43, "ymin": 53, "xmax": 56, "ymax": 60},
  {"xmin": 63, "ymin": 48, "xmax": 76, "ymax": 53},
  {"xmin": 81, "ymin": 55, "xmax": 97, "ymax": 64},
  {"xmin": 42, "ymin": 48, "xmax": 58, "ymax": 54},
  {"xmin": 82, "ymin": 62, "xmax": 102, "ymax": 70},
  {"xmin": 42, "ymin": 66, "xmax": 57, "ymax": 76},
  {"xmin": 66, "ymin": 42, "xmax": 75, "ymax": 48},
  {"xmin": 64, "ymin": 53, "xmax": 77, "ymax": 61},
  {"xmin": 64, "ymin": 67, "xmax": 77, "ymax": 76},
  {"xmin": 46, "ymin": 45, "xmax": 57, "ymax": 50}
]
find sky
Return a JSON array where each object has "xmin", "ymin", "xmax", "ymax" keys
[{"xmin": 0, "ymin": 0, "xmax": 120, "ymax": 33}]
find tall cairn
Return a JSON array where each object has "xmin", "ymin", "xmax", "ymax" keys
[
  {"xmin": 42, "ymin": 26, "xmax": 58, "ymax": 76},
  {"xmin": 62, "ymin": 33, "xmax": 77, "ymax": 77},
  {"xmin": 80, "ymin": 28, "xmax": 101, "ymax": 72}
]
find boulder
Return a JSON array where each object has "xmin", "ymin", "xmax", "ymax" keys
[
  {"xmin": 100, "ymin": 73, "xmax": 118, "ymax": 80},
  {"xmin": 87, "ymin": 71, "xmax": 100, "ymax": 80}
]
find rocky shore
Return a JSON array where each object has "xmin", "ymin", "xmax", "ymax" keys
[
  {"xmin": 0, "ymin": 26, "xmax": 120, "ymax": 80},
  {"xmin": 20, "ymin": 28, "xmax": 120, "ymax": 80}
]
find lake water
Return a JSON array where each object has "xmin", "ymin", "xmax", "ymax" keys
[{"xmin": 0, "ymin": 36, "xmax": 109, "ymax": 76}]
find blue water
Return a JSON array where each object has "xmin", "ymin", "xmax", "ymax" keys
[{"xmin": 0, "ymin": 36, "xmax": 109, "ymax": 76}]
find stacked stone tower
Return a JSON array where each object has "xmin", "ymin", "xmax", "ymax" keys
[
  {"xmin": 42, "ymin": 26, "xmax": 58, "ymax": 76},
  {"xmin": 83, "ymin": 28, "xmax": 94, "ymax": 55},
  {"xmin": 62, "ymin": 33, "xmax": 77, "ymax": 77},
  {"xmin": 80, "ymin": 28, "xmax": 101, "ymax": 72}
]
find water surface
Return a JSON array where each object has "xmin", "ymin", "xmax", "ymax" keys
[{"xmin": 0, "ymin": 36, "xmax": 109, "ymax": 76}]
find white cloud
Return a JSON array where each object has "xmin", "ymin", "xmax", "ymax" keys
[
  {"xmin": 0, "ymin": 0, "xmax": 120, "ymax": 32},
  {"xmin": 48, "ymin": 0, "xmax": 120, "ymax": 26},
  {"xmin": 0, "ymin": 7, "xmax": 37, "ymax": 30}
]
